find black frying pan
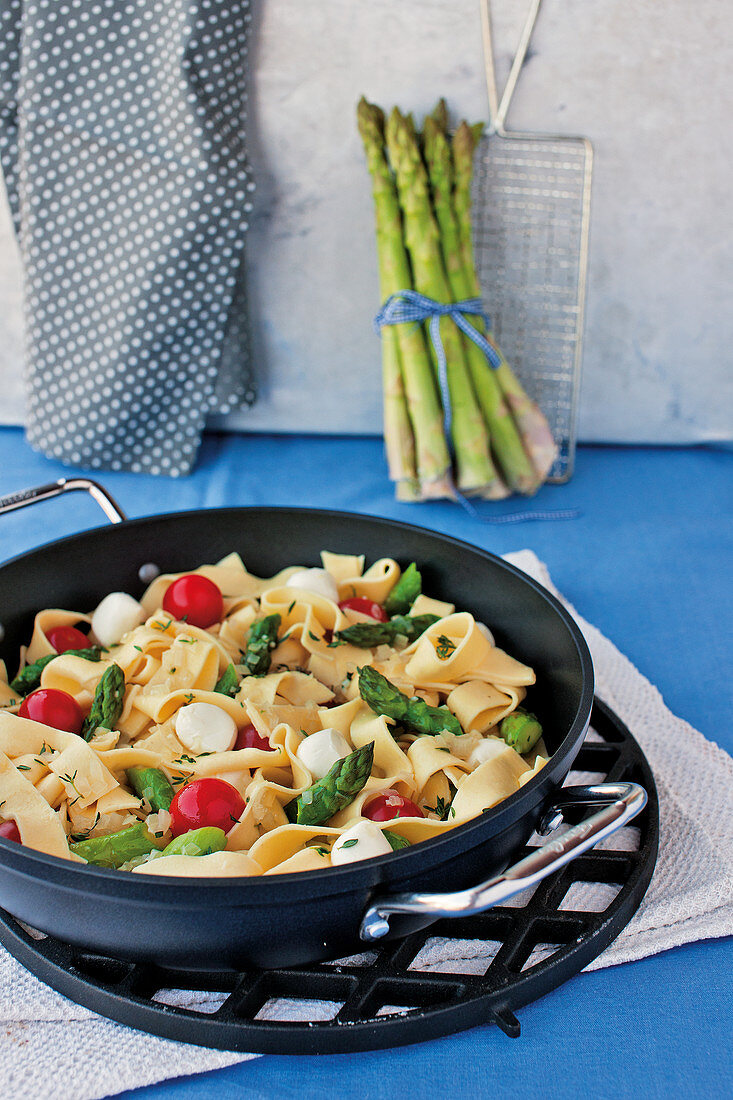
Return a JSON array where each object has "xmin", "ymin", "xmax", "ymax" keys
[{"xmin": 0, "ymin": 479, "xmax": 644, "ymax": 971}]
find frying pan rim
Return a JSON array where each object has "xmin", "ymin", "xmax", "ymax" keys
[{"xmin": 0, "ymin": 504, "xmax": 594, "ymax": 896}]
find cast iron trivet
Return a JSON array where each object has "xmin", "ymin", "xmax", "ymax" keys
[{"xmin": 0, "ymin": 698, "xmax": 658, "ymax": 1053}]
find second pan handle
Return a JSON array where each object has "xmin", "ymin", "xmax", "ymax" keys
[
  {"xmin": 361, "ymin": 781, "xmax": 647, "ymax": 941},
  {"xmin": 0, "ymin": 478, "xmax": 127, "ymax": 525}
]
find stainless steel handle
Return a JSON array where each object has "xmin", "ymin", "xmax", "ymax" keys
[
  {"xmin": 360, "ymin": 781, "xmax": 647, "ymax": 942},
  {"xmin": 480, "ymin": 0, "xmax": 544, "ymax": 135},
  {"xmin": 0, "ymin": 478, "xmax": 127, "ymax": 525}
]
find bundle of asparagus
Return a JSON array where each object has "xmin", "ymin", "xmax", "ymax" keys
[{"xmin": 357, "ymin": 97, "xmax": 557, "ymax": 502}]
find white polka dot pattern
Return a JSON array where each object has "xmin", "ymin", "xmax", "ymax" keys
[{"xmin": 0, "ymin": 0, "xmax": 256, "ymax": 476}]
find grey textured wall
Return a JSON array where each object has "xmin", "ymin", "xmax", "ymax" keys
[{"xmin": 1, "ymin": 0, "xmax": 731, "ymax": 443}]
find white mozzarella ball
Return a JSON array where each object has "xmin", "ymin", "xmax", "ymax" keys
[
  {"xmin": 175, "ymin": 702, "xmax": 238, "ymax": 755},
  {"xmin": 330, "ymin": 820, "xmax": 393, "ymax": 866},
  {"xmin": 285, "ymin": 567, "xmax": 339, "ymax": 603},
  {"xmin": 475, "ymin": 621, "xmax": 495, "ymax": 646},
  {"xmin": 91, "ymin": 592, "xmax": 145, "ymax": 647},
  {"xmin": 467, "ymin": 736, "xmax": 507, "ymax": 771},
  {"xmin": 296, "ymin": 728, "xmax": 351, "ymax": 780}
]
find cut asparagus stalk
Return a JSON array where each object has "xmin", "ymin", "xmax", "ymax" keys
[
  {"xmin": 500, "ymin": 707, "xmax": 543, "ymax": 754},
  {"xmin": 335, "ymin": 613, "xmax": 439, "ymax": 648},
  {"xmin": 358, "ymin": 665, "xmax": 464, "ymax": 737},
  {"xmin": 452, "ymin": 120, "xmax": 557, "ymax": 485},
  {"xmin": 242, "ymin": 614, "xmax": 281, "ymax": 677},
  {"xmin": 383, "ymin": 561, "xmax": 421, "ymax": 616},
  {"xmin": 357, "ymin": 98, "xmax": 452, "ymax": 499},
  {"xmin": 126, "ymin": 766, "xmax": 174, "ymax": 812},
  {"xmin": 214, "ymin": 663, "xmax": 239, "ymax": 698},
  {"xmin": 70, "ymin": 823, "xmax": 163, "ymax": 868},
  {"xmin": 162, "ymin": 827, "xmax": 227, "ymax": 858},
  {"xmin": 285, "ymin": 741, "xmax": 375, "ymax": 827},
  {"xmin": 385, "ymin": 106, "xmax": 499, "ymax": 495},
  {"xmin": 11, "ymin": 647, "xmax": 103, "ymax": 697},
  {"xmin": 80, "ymin": 664, "xmax": 125, "ymax": 741}
]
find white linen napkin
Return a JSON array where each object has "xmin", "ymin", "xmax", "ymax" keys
[{"xmin": 1, "ymin": 550, "xmax": 731, "ymax": 1099}]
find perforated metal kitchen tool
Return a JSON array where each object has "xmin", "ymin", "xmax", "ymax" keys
[
  {"xmin": 472, "ymin": 0, "xmax": 593, "ymax": 481},
  {"xmin": 0, "ymin": 698, "xmax": 658, "ymax": 1054}
]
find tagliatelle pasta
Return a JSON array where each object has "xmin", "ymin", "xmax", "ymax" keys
[{"xmin": 0, "ymin": 551, "xmax": 549, "ymax": 876}]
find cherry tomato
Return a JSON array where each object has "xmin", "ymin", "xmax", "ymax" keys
[
  {"xmin": 234, "ymin": 723, "xmax": 272, "ymax": 752},
  {"xmin": 46, "ymin": 625, "xmax": 90, "ymax": 653},
  {"xmin": 18, "ymin": 688, "xmax": 84, "ymax": 735},
  {"xmin": 0, "ymin": 820, "xmax": 21, "ymax": 843},
  {"xmin": 338, "ymin": 596, "xmax": 388, "ymax": 622},
  {"xmin": 169, "ymin": 777, "xmax": 246, "ymax": 837},
  {"xmin": 363, "ymin": 791, "xmax": 425, "ymax": 821},
  {"xmin": 162, "ymin": 574, "xmax": 223, "ymax": 628}
]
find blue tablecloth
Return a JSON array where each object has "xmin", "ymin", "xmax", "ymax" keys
[{"xmin": 0, "ymin": 429, "xmax": 730, "ymax": 1099}]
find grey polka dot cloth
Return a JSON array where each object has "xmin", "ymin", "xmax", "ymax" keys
[{"xmin": 0, "ymin": 0, "xmax": 256, "ymax": 476}]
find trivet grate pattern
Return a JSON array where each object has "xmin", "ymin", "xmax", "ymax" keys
[
  {"xmin": 472, "ymin": 134, "xmax": 592, "ymax": 482},
  {"xmin": 0, "ymin": 698, "xmax": 657, "ymax": 1054}
]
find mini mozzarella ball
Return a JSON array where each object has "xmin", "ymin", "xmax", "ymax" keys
[
  {"xmin": 91, "ymin": 592, "xmax": 145, "ymax": 647},
  {"xmin": 296, "ymin": 728, "xmax": 351, "ymax": 780},
  {"xmin": 330, "ymin": 820, "xmax": 393, "ymax": 866},
  {"xmin": 466, "ymin": 736, "xmax": 507, "ymax": 771},
  {"xmin": 285, "ymin": 567, "xmax": 339, "ymax": 603},
  {"xmin": 475, "ymin": 621, "xmax": 495, "ymax": 646},
  {"xmin": 175, "ymin": 702, "xmax": 238, "ymax": 755}
]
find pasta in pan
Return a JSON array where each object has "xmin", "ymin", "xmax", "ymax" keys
[{"xmin": 0, "ymin": 552, "xmax": 548, "ymax": 876}]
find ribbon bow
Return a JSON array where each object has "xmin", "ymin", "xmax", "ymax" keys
[{"xmin": 374, "ymin": 291, "xmax": 500, "ymax": 439}]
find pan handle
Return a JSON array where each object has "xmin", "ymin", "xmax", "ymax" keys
[
  {"xmin": 0, "ymin": 478, "xmax": 126, "ymax": 524},
  {"xmin": 360, "ymin": 781, "xmax": 646, "ymax": 942}
]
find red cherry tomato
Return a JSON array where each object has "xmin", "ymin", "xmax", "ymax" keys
[
  {"xmin": 18, "ymin": 688, "xmax": 84, "ymax": 735},
  {"xmin": 0, "ymin": 820, "xmax": 21, "ymax": 843},
  {"xmin": 162, "ymin": 574, "xmax": 223, "ymax": 628},
  {"xmin": 234, "ymin": 723, "xmax": 272, "ymax": 752},
  {"xmin": 338, "ymin": 597, "xmax": 388, "ymax": 622},
  {"xmin": 46, "ymin": 625, "xmax": 90, "ymax": 653},
  {"xmin": 363, "ymin": 791, "xmax": 425, "ymax": 821},
  {"xmin": 169, "ymin": 778, "xmax": 246, "ymax": 837}
]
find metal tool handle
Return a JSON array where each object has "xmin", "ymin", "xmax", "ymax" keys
[
  {"xmin": 0, "ymin": 478, "xmax": 127, "ymax": 525},
  {"xmin": 480, "ymin": 0, "xmax": 544, "ymax": 135},
  {"xmin": 360, "ymin": 781, "xmax": 646, "ymax": 941}
]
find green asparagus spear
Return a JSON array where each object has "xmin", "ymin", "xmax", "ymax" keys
[
  {"xmin": 214, "ymin": 662, "xmax": 240, "ymax": 698},
  {"xmin": 385, "ymin": 106, "xmax": 497, "ymax": 494},
  {"xmin": 70, "ymin": 822, "xmax": 163, "ymax": 868},
  {"xmin": 11, "ymin": 647, "xmax": 103, "ymax": 697},
  {"xmin": 335, "ymin": 613, "xmax": 439, "ymax": 649},
  {"xmin": 357, "ymin": 101, "xmax": 419, "ymax": 497},
  {"xmin": 242, "ymin": 613, "xmax": 281, "ymax": 677},
  {"xmin": 286, "ymin": 742, "xmax": 375, "ymax": 826},
  {"xmin": 384, "ymin": 830, "xmax": 411, "ymax": 851},
  {"xmin": 80, "ymin": 664, "xmax": 126, "ymax": 741},
  {"xmin": 357, "ymin": 98, "xmax": 452, "ymax": 500},
  {"xmin": 423, "ymin": 103, "xmax": 509, "ymax": 499},
  {"xmin": 161, "ymin": 827, "xmax": 227, "ymax": 858},
  {"xmin": 500, "ymin": 708, "xmax": 543, "ymax": 755},
  {"xmin": 452, "ymin": 120, "xmax": 556, "ymax": 486},
  {"xmin": 358, "ymin": 666, "xmax": 464, "ymax": 737},
  {"xmin": 383, "ymin": 562, "xmax": 421, "ymax": 615},
  {"xmin": 423, "ymin": 110, "xmax": 536, "ymax": 496},
  {"xmin": 126, "ymin": 767, "xmax": 174, "ymax": 812}
]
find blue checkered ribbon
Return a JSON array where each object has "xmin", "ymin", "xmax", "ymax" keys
[
  {"xmin": 374, "ymin": 290, "xmax": 580, "ymax": 523},
  {"xmin": 374, "ymin": 291, "xmax": 499, "ymax": 445}
]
